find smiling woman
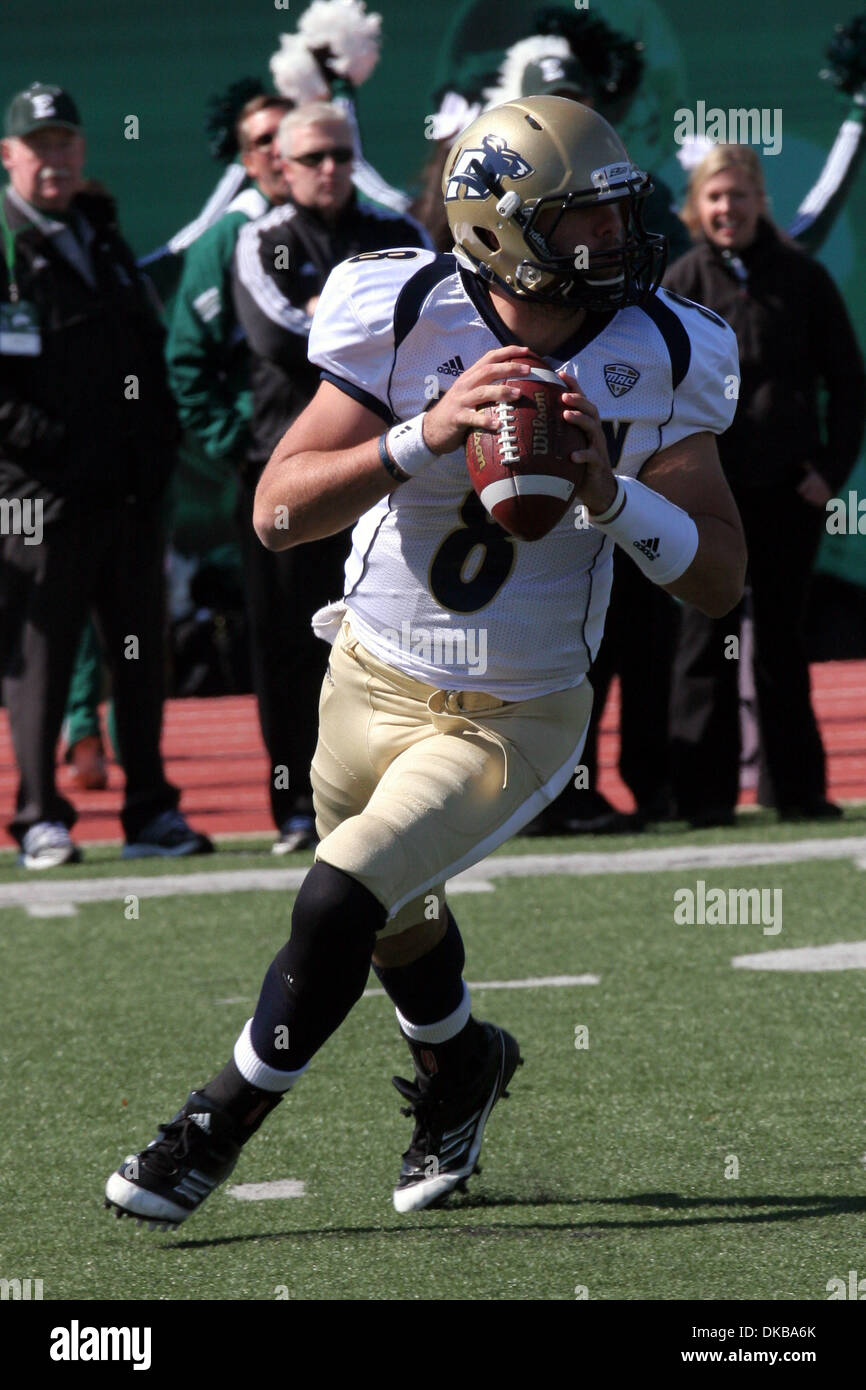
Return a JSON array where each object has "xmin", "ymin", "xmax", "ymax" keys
[
  {"xmin": 680, "ymin": 143, "xmax": 766, "ymax": 253},
  {"xmin": 664, "ymin": 142, "xmax": 866, "ymax": 825}
]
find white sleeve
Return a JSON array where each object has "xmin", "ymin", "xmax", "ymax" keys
[
  {"xmin": 656, "ymin": 287, "xmax": 740, "ymax": 447},
  {"xmin": 308, "ymin": 249, "xmax": 434, "ymax": 424}
]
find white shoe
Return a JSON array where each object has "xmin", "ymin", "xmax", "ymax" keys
[
  {"xmin": 19, "ymin": 821, "xmax": 82, "ymax": 870},
  {"xmin": 272, "ymin": 816, "xmax": 317, "ymax": 855}
]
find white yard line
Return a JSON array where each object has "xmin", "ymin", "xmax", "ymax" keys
[
  {"xmin": 227, "ymin": 1180, "xmax": 306, "ymax": 1201},
  {"xmin": 3, "ymin": 835, "xmax": 866, "ymax": 909},
  {"xmin": 732, "ymin": 942, "xmax": 866, "ymax": 971},
  {"xmin": 363, "ymin": 973, "xmax": 599, "ymax": 998},
  {"xmin": 217, "ymin": 974, "xmax": 600, "ymax": 1006}
]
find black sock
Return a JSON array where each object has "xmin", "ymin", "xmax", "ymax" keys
[
  {"xmin": 201, "ymin": 1058, "xmax": 283, "ymax": 1140},
  {"xmin": 372, "ymin": 908, "xmax": 486, "ymax": 1080},
  {"xmin": 247, "ymin": 862, "xmax": 384, "ymax": 1074}
]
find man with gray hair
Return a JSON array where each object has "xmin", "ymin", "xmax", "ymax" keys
[
  {"xmin": 0, "ymin": 82, "xmax": 212, "ymax": 867},
  {"xmin": 233, "ymin": 102, "xmax": 429, "ymax": 853}
]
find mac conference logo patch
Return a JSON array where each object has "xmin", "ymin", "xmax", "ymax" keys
[{"xmin": 604, "ymin": 364, "xmax": 640, "ymax": 398}]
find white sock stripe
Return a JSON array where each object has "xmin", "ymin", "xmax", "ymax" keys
[
  {"xmin": 233, "ymin": 1018, "xmax": 310, "ymax": 1094},
  {"xmin": 395, "ymin": 982, "xmax": 471, "ymax": 1044}
]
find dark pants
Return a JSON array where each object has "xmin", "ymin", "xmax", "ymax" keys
[
  {"xmin": 555, "ymin": 550, "xmax": 677, "ymax": 814},
  {"xmin": 237, "ymin": 475, "xmax": 350, "ymax": 831},
  {"xmin": 669, "ymin": 486, "xmax": 827, "ymax": 816},
  {"xmin": 1, "ymin": 497, "xmax": 178, "ymax": 844}
]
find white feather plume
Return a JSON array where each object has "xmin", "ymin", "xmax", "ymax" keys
[
  {"xmin": 271, "ymin": 0, "xmax": 382, "ymax": 100},
  {"xmin": 270, "ymin": 34, "xmax": 332, "ymax": 103},
  {"xmin": 676, "ymin": 135, "xmax": 717, "ymax": 171},
  {"xmin": 483, "ymin": 34, "xmax": 575, "ymax": 109}
]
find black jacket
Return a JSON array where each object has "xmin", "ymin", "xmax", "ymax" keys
[
  {"xmin": 0, "ymin": 185, "xmax": 177, "ymax": 508},
  {"xmin": 233, "ymin": 193, "xmax": 429, "ymax": 471},
  {"xmin": 663, "ymin": 218, "xmax": 865, "ymax": 493}
]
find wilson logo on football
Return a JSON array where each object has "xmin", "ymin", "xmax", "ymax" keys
[
  {"xmin": 445, "ymin": 135, "xmax": 533, "ymax": 201},
  {"xmin": 604, "ymin": 364, "xmax": 640, "ymax": 398}
]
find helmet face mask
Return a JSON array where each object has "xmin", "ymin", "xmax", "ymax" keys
[
  {"xmin": 516, "ymin": 180, "xmax": 667, "ymax": 309},
  {"xmin": 442, "ymin": 96, "xmax": 667, "ymax": 312}
]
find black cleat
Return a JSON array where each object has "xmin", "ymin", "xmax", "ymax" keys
[
  {"xmin": 391, "ymin": 1023, "xmax": 521, "ymax": 1213},
  {"xmin": 104, "ymin": 1091, "xmax": 244, "ymax": 1227}
]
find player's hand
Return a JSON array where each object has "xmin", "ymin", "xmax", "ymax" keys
[
  {"xmin": 796, "ymin": 465, "xmax": 834, "ymax": 508},
  {"xmin": 421, "ymin": 345, "xmax": 536, "ymax": 456},
  {"xmin": 557, "ymin": 370, "xmax": 618, "ymax": 515}
]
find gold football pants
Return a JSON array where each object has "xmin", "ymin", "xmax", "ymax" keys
[{"xmin": 311, "ymin": 620, "xmax": 593, "ymax": 938}]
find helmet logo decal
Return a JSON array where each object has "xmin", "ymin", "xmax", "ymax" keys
[
  {"xmin": 604, "ymin": 364, "xmax": 641, "ymax": 398},
  {"xmin": 445, "ymin": 134, "xmax": 533, "ymax": 201}
]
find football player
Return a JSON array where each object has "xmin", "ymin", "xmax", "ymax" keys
[{"xmin": 105, "ymin": 97, "xmax": 746, "ymax": 1226}]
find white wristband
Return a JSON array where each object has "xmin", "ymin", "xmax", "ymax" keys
[
  {"xmin": 385, "ymin": 413, "xmax": 437, "ymax": 477},
  {"xmin": 588, "ymin": 475, "xmax": 699, "ymax": 585}
]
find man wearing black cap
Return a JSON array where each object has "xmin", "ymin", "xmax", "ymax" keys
[{"xmin": 0, "ymin": 83, "xmax": 213, "ymax": 866}]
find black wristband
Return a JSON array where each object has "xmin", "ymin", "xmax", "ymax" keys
[{"xmin": 378, "ymin": 433, "xmax": 410, "ymax": 484}]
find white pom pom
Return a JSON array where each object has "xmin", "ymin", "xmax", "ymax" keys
[
  {"xmin": 676, "ymin": 135, "xmax": 717, "ymax": 172},
  {"xmin": 270, "ymin": 33, "xmax": 331, "ymax": 103},
  {"xmin": 297, "ymin": 0, "xmax": 382, "ymax": 87}
]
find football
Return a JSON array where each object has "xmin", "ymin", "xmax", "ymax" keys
[{"xmin": 465, "ymin": 354, "xmax": 587, "ymax": 541}]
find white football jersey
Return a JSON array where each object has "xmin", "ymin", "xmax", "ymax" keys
[{"xmin": 308, "ymin": 248, "xmax": 738, "ymax": 701}]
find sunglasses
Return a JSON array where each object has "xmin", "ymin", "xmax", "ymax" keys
[{"xmin": 287, "ymin": 146, "xmax": 353, "ymax": 168}]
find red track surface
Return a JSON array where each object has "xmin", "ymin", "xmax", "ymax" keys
[{"xmin": 0, "ymin": 661, "xmax": 863, "ymax": 845}]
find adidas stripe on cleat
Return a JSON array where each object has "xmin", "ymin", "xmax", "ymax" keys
[
  {"xmin": 104, "ymin": 1091, "xmax": 244, "ymax": 1227},
  {"xmin": 392, "ymin": 1022, "xmax": 522, "ymax": 1213}
]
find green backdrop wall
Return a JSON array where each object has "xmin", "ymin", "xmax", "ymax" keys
[{"xmin": 2, "ymin": 0, "xmax": 865, "ymax": 586}]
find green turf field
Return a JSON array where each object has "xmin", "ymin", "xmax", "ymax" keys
[{"xmin": 2, "ymin": 813, "xmax": 866, "ymax": 1301}]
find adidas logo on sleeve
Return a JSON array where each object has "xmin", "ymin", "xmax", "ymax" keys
[{"xmin": 633, "ymin": 537, "xmax": 660, "ymax": 561}]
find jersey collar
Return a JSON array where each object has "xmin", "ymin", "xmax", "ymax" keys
[{"xmin": 458, "ymin": 264, "xmax": 616, "ymax": 362}]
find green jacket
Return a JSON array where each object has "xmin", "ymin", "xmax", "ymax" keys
[{"xmin": 165, "ymin": 184, "xmax": 269, "ymax": 463}]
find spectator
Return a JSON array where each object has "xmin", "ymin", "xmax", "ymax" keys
[
  {"xmin": 0, "ymin": 83, "xmax": 212, "ymax": 866},
  {"xmin": 233, "ymin": 102, "xmax": 430, "ymax": 853},
  {"xmin": 166, "ymin": 94, "xmax": 293, "ymax": 472},
  {"xmin": 664, "ymin": 144, "xmax": 866, "ymax": 824}
]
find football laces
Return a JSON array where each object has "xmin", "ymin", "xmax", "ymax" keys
[{"xmin": 494, "ymin": 401, "xmax": 520, "ymax": 466}]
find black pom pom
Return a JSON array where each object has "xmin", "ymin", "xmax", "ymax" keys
[
  {"xmin": 821, "ymin": 15, "xmax": 866, "ymax": 97},
  {"xmin": 204, "ymin": 77, "xmax": 267, "ymax": 163},
  {"xmin": 533, "ymin": 5, "xmax": 644, "ymax": 107}
]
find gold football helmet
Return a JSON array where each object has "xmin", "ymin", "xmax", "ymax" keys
[{"xmin": 441, "ymin": 95, "xmax": 666, "ymax": 310}]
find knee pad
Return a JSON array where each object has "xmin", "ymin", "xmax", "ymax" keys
[
  {"xmin": 285, "ymin": 861, "xmax": 386, "ymax": 967},
  {"xmin": 250, "ymin": 863, "xmax": 386, "ymax": 1069}
]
